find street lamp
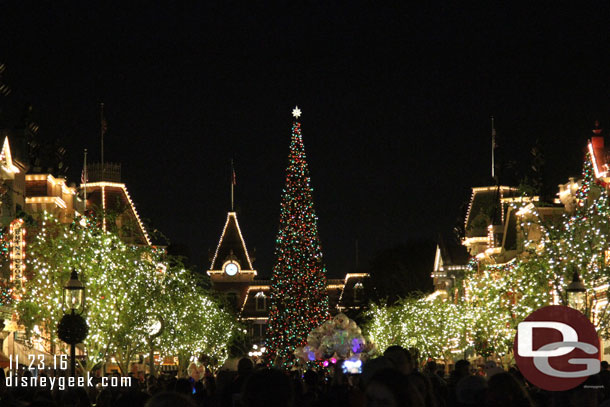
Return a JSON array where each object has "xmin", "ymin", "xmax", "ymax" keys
[
  {"xmin": 567, "ymin": 268, "xmax": 587, "ymax": 313},
  {"xmin": 57, "ymin": 270, "xmax": 88, "ymax": 377},
  {"xmin": 63, "ymin": 270, "xmax": 85, "ymax": 313},
  {"xmin": 145, "ymin": 316, "xmax": 163, "ymax": 378}
]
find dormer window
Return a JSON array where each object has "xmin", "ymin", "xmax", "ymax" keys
[
  {"xmin": 255, "ymin": 291, "xmax": 267, "ymax": 311},
  {"xmin": 353, "ymin": 282, "xmax": 363, "ymax": 303}
]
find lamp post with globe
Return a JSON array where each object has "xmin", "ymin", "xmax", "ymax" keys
[
  {"xmin": 57, "ymin": 270, "xmax": 88, "ymax": 377},
  {"xmin": 566, "ymin": 268, "xmax": 587, "ymax": 315},
  {"xmin": 146, "ymin": 316, "xmax": 163, "ymax": 377}
]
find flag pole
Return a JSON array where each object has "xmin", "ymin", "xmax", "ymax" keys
[{"xmin": 231, "ymin": 159, "xmax": 235, "ymax": 211}]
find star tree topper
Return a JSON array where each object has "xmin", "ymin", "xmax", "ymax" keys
[{"xmin": 292, "ymin": 106, "xmax": 302, "ymax": 119}]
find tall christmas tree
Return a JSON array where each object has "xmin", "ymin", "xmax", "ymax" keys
[{"xmin": 266, "ymin": 106, "xmax": 330, "ymax": 367}]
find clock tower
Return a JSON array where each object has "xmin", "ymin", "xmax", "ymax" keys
[{"xmin": 207, "ymin": 211, "xmax": 257, "ymax": 310}]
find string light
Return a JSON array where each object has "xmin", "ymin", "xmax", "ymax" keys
[
  {"xmin": 364, "ymin": 151, "xmax": 610, "ymax": 359},
  {"xmin": 265, "ymin": 114, "xmax": 330, "ymax": 368},
  {"xmin": 16, "ymin": 211, "xmax": 239, "ymax": 371}
]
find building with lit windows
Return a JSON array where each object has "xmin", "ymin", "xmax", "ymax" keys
[
  {"xmin": 0, "ymin": 132, "xmax": 152, "ymax": 366},
  {"xmin": 207, "ymin": 210, "xmax": 369, "ymax": 343}
]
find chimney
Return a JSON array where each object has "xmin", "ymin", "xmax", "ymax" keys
[{"xmin": 592, "ymin": 120, "xmax": 604, "ymax": 149}]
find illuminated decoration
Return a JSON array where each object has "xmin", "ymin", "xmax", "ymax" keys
[
  {"xmin": 589, "ymin": 142, "xmax": 606, "ymax": 179},
  {"xmin": 295, "ymin": 313, "xmax": 369, "ymax": 363},
  {"xmin": 25, "ymin": 196, "xmax": 68, "ymax": 209},
  {"xmin": 365, "ymin": 153, "xmax": 610, "ymax": 359},
  {"xmin": 460, "ymin": 151, "xmax": 610, "ymax": 353},
  {"xmin": 463, "ymin": 186, "xmax": 518, "ymax": 231},
  {"xmin": 292, "ymin": 106, "xmax": 302, "ymax": 119},
  {"xmin": 80, "ymin": 181, "xmax": 151, "ymax": 245},
  {"xmin": 265, "ymin": 109, "xmax": 330, "ymax": 368},
  {"xmin": 25, "ymin": 174, "xmax": 77, "ymax": 196},
  {"xmin": 0, "ymin": 228, "xmax": 12, "ymax": 305},
  {"xmin": 239, "ymin": 285, "xmax": 271, "ymax": 315},
  {"xmin": 17, "ymin": 212, "xmax": 238, "ymax": 373},
  {"xmin": 365, "ymin": 297, "xmax": 470, "ymax": 360},
  {"xmin": 9, "ymin": 218, "xmax": 26, "ymax": 298},
  {"xmin": 0, "ymin": 137, "xmax": 20, "ymax": 174},
  {"xmin": 208, "ymin": 212, "xmax": 256, "ymax": 276}
]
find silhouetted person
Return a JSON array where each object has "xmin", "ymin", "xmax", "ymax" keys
[
  {"xmin": 486, "ymin": 372, "xmax": 533, "ymax": 407},
  {"xmin": 175, "ymin": 378, "xmax": 193, "ymax": 396},
  {"xmin": 365, "ymin": 368, "xmax": 424, "ymax": 407},
  {"xmin": 146, "ymin": 391, "xmax": 197, "ymax": 407},
  {"xmin": 300, "ymin": 370, "xmax": 320, "ymax": 406},
  {"xmin": 383, "ymin": 345, "xmax": 413, "ymax": 374},
  {"xmin": 447, "ymin": 360, "xmax": 470, "ymax": 407},
  {"xmin": 226, "ymin": 357, "xmax": 254, "ymax": 406},
  {"xmin": 242, "ymin": 368, "xmax": 293, "ymax": 407},
  {"xmin": 455, "ymin": 376, "xmax": 486, "ymax": 407},
  {"xmin": 410, "ymin": 371, "xmax": 439, "ymax": 407}
]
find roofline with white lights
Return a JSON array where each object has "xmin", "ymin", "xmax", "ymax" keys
[
  {"xmin": 209, "ymin": 211, "xmax": 255, "ymax": 272},
  {"xmin": 80, "ymin": 181, "xmax": 151, "ymax": 245}
]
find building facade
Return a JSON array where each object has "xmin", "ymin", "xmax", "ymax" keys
[{"xmin": 207, "ymin": 210, "xmax": 368, "ymax": 344}]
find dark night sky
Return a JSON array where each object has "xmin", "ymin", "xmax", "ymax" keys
[{"xmin": 1, "ymin": 2, "xmax": 610, "ymax": 278}]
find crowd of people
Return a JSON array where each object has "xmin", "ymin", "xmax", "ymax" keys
[{"xmin": 0, "ymin": 346, "xmax": 609, "ymax": 406}]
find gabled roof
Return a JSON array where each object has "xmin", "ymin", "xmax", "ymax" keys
[
  {"xmin": 0, "ymin": 137, "xmax": 19, "ymax": 174},
  {"xmin": 464, "ymin": 186, "xmax": 518, "ymax": 237},
  {"xmin": 210, "ymin": 212, "xmax": 254, "ymax": 271},
  {"xmin": 81, "ymin": 181, "xmax": 151, "ymax": 245},
  {"xmin": 437, "ymin": 235, "xmax": 471, "ymax": 267}
]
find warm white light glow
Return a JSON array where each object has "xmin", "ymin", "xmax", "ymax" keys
[
  {"xmin": 292, "ymin": 106, "xmax": 302, "ymax": 118},
  {"xmin": 10, "ymin": 219, "xmax": 26, "ymax": 299},
  {"xmin": 0, "ymin": 137, "xmax": 19, "ymax": 173},
  {"xmin": 81, "ymin": 181, "xmax": 151, "ymax": 245},
  {"xmin": 26, "ymin": 196, "xmax": 67, "ymax": 209},
  {"xmin": 209, "ymin": 212, "xmax": 255, "ymax": 273},
  {"xmin": 588, "ymin": 142, "xmax": 606, "ymax": 178}
]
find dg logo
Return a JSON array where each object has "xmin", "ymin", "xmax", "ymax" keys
[{"xmin": 514, "ymin": 305, "xmax": 601, "ymax": 391}]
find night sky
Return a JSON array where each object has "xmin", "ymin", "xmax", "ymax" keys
[{"xmin": 2, "ymin": 3, "xmax": 610, "ymax": 278}]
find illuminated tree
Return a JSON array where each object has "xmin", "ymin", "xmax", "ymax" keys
[
  {"xmin": 365, "ymin": 153, "xmax": 610, "ymax": 361},
  {"xmin": 18, "ymin": 213, "xmax": 134, "ymax": 371},
  {"xmin": 460, "ymin": 261, "xmax": 549, "ymax": 357},
  {"xmin": 513, "ymin": 153, "xmax": 610, "ymax": 334},
  {"xmin": 365, "ymin": 297, "xmax": 469, "ymax": 362},
  {"xmin": 17, "ymin": 212, "xmax": 239, "ymax": 374},
  {"xmin": 266, "ymin": 108, "xmax": 330, "ymax": 367},
  {"xmin": 158, "ymin": 268, "xmax": 241, "ymax": 373},
  {"xmin": 459, "ymin": 152, "xmax": 610, "ymax": 353}
]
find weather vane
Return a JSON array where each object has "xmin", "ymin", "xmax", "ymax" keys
[{"xmin": 292, "ymin": 106, "xmax": 302, "ymax": 119}]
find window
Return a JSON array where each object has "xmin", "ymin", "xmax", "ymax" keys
[
  {"xmin": 353, "ymin": 282, "xmax": 363, "ymax": 303},
  {"xmin": 255, "ymin": 292, "xmax": 267, "ymax": 311}
]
